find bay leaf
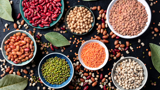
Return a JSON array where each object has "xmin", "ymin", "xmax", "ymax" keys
[
  {"xmin": 0, "ymin": 0, "xmax": 14, "ymax": 22},
  {"xmin": 44, "ymin": 32, "xmax": 70, "ymax": 47},
  {"xmin": 0, "ymin": 74, "xmax": 28, "ymax": 90},
  {"xmin": 149, "ymin": 43, "xmax": 160, "ymax": 73}
]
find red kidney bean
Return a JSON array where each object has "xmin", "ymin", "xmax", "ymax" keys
[
  {"xmin": 24, "ymin": 9, "xmax": 29, "ymax": 13},
  {"xmin": 41, "ymin": 13, "xmax": 46, "ymax": 17},
  {"xmin": 114, "ymin": 48, "xmax": 120, "ymax": 52},
  {"xmin": 101, "ymin": 18, "xmax": 105, "ymax": 23},
  {"xmin": 39, "ymin": 24, "xmax": 44, "ymax": 28},
  {"xmin": 39, "ymin": 0, "xmax": 43, "ymax": 4},
  {"xmin": 22, "ymin": 1, "xmax": 25, "ymax": 7},
  {"xmin": 100, "ymin": 74, "xmax": 103, "ymax": 80},
  {"xmin": 48, "ymin": 17, "xmax": 52, "ymax": 22},
  {"xmin": 44, "ymin": 16, "xmax": 49, "ymax": 21},
  {"xmin": 32, "ymin": 23, "xmax": 37, "ymax": 27},
  {"xmin": 23, "ymin": 7, "xmax": 26, "ymax": 11},
  {"xmin": 41, "ymin": 1, "xmax": 46, "ymax": 5},
  {"xmin": 37, "ymin": 13, "xmax": 41, "ymax": 18},
  {"xmin": 46, "ymin": 0, "xmax": 49, "ymax": 4},
  {"xmin": 49, "ymin": 5, "xmax": 52, "ymax": 11},
  {"xmin": 26, "ymin": 2, "xmax": 30, "ymax": 8},
  {"xmin": 29, "ymin": 20, "xmax": 34, "ymax": 23},
  {"xmin": 57, "ymin": 7, "xmax": 61, "ymax": 11},
  {"xmin": 17, "ymin": 13, "xmax": 21, "ymax": 19},
  {"xmin": 112, "ymin": 50, "xmax": 116, "ymax": 55},
  {"xmin": 86, "ymin": 75, "xmax": 91, "ymax": 79},
  {"xmin": 83, "ymin": 86, "xmax": 89, "ymax": 90},
  {"xmin": 104, "ymin": 10, "xmax": 107, "ymax": 13},
  {"xmin": 36, "ymin": 35, "xmax": 40, "ymax": 39},
  {"xmin": 55, "ymin": 0, "xmax": 61, "ymax": 2},
  {"xmin": 24, "ymin": 13, "xmax": 27, "ymax": 18},
  {"xmin": 42, "ymin": 20, "xmax": 48, "ymax": 24},
  {"xmin": 50, "ymin": 44, "xmax": 54, "ymax": 51},
  {"xmin": 46, "ymin": 12, "xmax": 51, "ymax": 16},
  {"xmin": 116, "ymin": 36, "xmax": 120, "ymax": 39},
  {"xmin": 32, "ymin": 16, "xmax": 40, "ymax": 21},
  {"xmin": 27, "ymin": 11, "xmax": 31, "ymax": 16},
  {"xmin": 83, "ymin": 82, "xmax": 88, "ymax": 87},
  {"xmin": 125, "ymin": 46, "xmax": 129, "ymax": 51},
  {"xmin": 29, "ymin": 13, "xmax": 34, "ymax": 18},
  {"xmin": 36, "ymin": 20, "xmax": 41, "ymax": 24},
  {"xmin": 30, "ymin": 5, "xmax": 36, "ymax": 9},
  {"xmin": 60, "ymin": 27, "xmax": 65, "ymax": 30},
  {"xmin": 103, "ymin": 85, "xmax": 106, "ymax": 90},
  {"xmin": 44, "ymin": 6, "xmax": 47, "ymax": 13},
  {"xmin": 38, "ymin": 5, "xmax": 43, "ymax": 10},
  {"xmin": 54, "ymin": 9, "xmax": 59, "ymax": 14},
  {"xmin": 43, "ymin": 24, "xmax": 50, "ymax": 27},
  {"xmin": 57, "ymin": 2, "xmax": 62, "ymax": 6}
]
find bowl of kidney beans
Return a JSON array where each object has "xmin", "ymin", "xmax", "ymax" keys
[
  {"xmin": 19, "ymin": 0, "xmax": 64, "ymax": 29},
  {"xmin": 1, "ymin": 30, "xmax": 37, "ymax": 66}
]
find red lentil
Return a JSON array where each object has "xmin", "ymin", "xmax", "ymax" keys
[{"xmin": 81, "ymin": 42, "xmax": 106, "ymax": 68}]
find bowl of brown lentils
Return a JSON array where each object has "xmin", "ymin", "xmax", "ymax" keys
[
  {"xmin": 106, "ymin": 0, "xmax": 151, "ymax": 39},
  {"xmin": 111, "ymin": 57, "xmax": 148, "ymax": 90},
  {"xmin": 65, "ymin": 5, "xmax": 95, "ymax": 35}
]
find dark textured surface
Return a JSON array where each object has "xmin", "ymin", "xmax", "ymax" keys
[{"xmin": 0, "ymin": 0, "xmax": 159, "ymax": 90}]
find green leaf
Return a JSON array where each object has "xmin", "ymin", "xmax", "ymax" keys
[
  {"xmin": 0, "ymin": 0, "xmax": 14, "ymax": 22},
  {"xmin": 149, "ymin": 43, "xmax": 160, "ymax": 73},
  {"xmin": 0, "ymin": 74, "xmax": 28, "ymax": 90},
  {"xmin": 44, "ymin": 32, "xmax": 70, "ymax": 47}
]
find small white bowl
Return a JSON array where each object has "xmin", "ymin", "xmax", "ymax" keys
[
  {"xmin": 78, "ymin": 40, "xmax": 109, "ymax": 70},
  {"xmin": 106, "ymin": 0, "xmax": 151, "ymax": 39},
  {"xmin": 111, "ymin": 57, "xmax": 148, "ymax": 90}
]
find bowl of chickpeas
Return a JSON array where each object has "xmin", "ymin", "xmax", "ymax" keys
[
  {"xmin": 1, "ymin": 30, "xmax": 37, "ymax": 66},
  {"xmin": 65, "ymin": 5, "xmax": 95, "ymax": 35}
]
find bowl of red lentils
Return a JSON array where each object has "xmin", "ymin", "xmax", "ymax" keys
[
  {"xmin": 78, "ymin": 40, "xmax": 109, "ymax": 70},
  {"xmin": 106, "ymin": 0, "xmax": 151, "ymax": 39}
]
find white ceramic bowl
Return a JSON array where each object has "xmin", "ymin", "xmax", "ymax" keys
[
  {"xmin": 78, "ymin": 40, "xmax": 109, "ymax": 70},
  {"xmin": 111, "ymin": 57, "xmax": 148, "ymax": 90},
  {"xmin": 106, "ymin": 0, "xmax": 151, "ymax": 39}
]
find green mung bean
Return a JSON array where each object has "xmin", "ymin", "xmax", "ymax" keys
[{"xmin": 41, "ymin": 56, "xmax": 70, "ymax": 85}]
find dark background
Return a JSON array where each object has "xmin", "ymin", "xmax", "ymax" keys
[{"xmin": 0, "ymin": 0, "xmax": 159, "ymax": 90}]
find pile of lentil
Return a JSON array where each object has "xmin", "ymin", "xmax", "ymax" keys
[
  {"xmin": 41, "ymin": 57, "xmax": 70, "ymax": 85},
  {"xmin": 109, "ymin": 0, "xmax": 148, "ymax": 36},
  {"xmin": 81, "ymin": 42, "xmax": 106, "ymax": 68}
]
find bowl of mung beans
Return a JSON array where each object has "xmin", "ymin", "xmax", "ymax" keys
[
  {"xmin": 38, "ymin": 52, "xmax": 74, "ymax": 89},
  {"xmin": 65, "ymin": 5, "xmax": 95, "ymax": 35}
]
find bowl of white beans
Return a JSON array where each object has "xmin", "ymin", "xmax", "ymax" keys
[{"xmin": 111, "ymin": 57, "xmax": 148, "ymax": 90}]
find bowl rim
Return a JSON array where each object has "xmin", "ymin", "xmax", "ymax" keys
[
  {"xmin": 111, "ymin": 56, "xmax": 148, "ymax": 90},
  {"xmin": 106, "ymin": 0, "xmax": 152, "ymax": 39},
  {"xmin": 64, "ymin": 5, "xmax": 95, "ymax": 35},
  {"xmin": 1, "ymin": 30, "xmax": 37, "ymax": 66},
  {"xmin": 19, "ymin": 0, "xmax": 65, "ymax": 29},
  {"xmin": 38, "ymin": 52, "xmax": 74, "ymax": 89},
  {"xmin": 78, "ymin": 40, "xmax": 109, "ymax": 70}
]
